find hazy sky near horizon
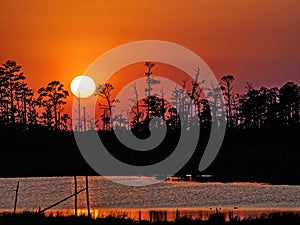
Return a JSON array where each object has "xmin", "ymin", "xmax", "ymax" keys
[{"xmin": 1, "ymin": 0, "xmax": 300, "ymax": 96}]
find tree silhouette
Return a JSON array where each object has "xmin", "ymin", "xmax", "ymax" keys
[
  {"xmin": 166, "ymin": 107, "xmax": 179, "ymax": 129},
  {"xmin": 173, "ymin": 79, "xmax": 190, "ymax": 128},
  {"xmin": 221, "ymin": 75, "xmax": 235, "ymax": 127},
  {"xmin": 95, "ymin": 83, "xmax": 118, "ymax": 130},
  {"xmin": 144, "ymin": 62, "xmax": 160, "ymax": 120},
  {"xmin": 279, "ymin": 82, "xmax": 300, "ymax": 127},
  {"xmin": 129, "ymin": 81, "xmax": 142, "ymax": 126},
  {"xmin": 209, "ymin": 82, "xmax": 228, "ymax": 130},
  {"xmin": 0, "ymin": 60, "xmax": 27, "ymax": 125},
  {"xmin": 189, "ymin": 68, "xmax": 205, "ymax": 128},
  {"xmin": 199, "ymin": 98, "xmax": 212, "ymax": 129},
  {"xmin": 0, "ymin": 60, "xmax": 40, "ymax": 129},
  {"xmin": 26, "ymin": 89, "xmax": 39, "ymax": 126},
  {"xmin": 238, "ymin": 84, "xmax": 282, "ymax": 129},
  {"xmin": 37, "ymin": 81, "xmax": 69, "ymax": 130},
  {"xmin": 60, "ymin": 113, "xmax": 70, "ymax": 131}
]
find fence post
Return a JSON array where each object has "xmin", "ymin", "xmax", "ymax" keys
[
  {"xmin": 85, "ymin": 176, "xmax": 91, "ymax": 217},
  {"xmin": 13, "ymin": 181, "xmax": 19, "ymax": 215},
  {"xmin": 74, "ymin": 176, "xmax": 77, "ymax": 217}
]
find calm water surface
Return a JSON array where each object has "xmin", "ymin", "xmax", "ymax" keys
[{"xmin": 0, "ymin": 177, "xmax": 299, "ymax": 220}]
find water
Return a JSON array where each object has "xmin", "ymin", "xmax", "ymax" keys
[{"xmin": 0, "ymin": 176, "xmax": 299, "ymax": 220}]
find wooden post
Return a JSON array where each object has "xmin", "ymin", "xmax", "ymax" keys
[
  {"xmin": 78, "ymin": 96, "xmax": 81, "ymax": 131},
  {"xmin": 74, "ymin": 176, "xmax": 77, "ymax": 217},
  {"xmin": 13, "ymin": 181, "xmax": 19, "ymax": 215},
  {"xmin": 85, "ymin": 176, "xmax": 91, "ymax": 217},
  {"xmin": 175, "ymin": 209, "xmax": 179, "ymax": 222},
  {"xmin": 83, "ymin": 107, "xmax": 86, "ymax": 132}
]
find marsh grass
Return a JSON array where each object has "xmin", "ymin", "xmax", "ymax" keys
[{"xmin": 0, "ymin": 211, "xmax": 299, "ymax": 225}]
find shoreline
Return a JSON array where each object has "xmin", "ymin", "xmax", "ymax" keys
[{"xmin": 1, "ymin": 175, "xmax": 299, "ymax": 186}]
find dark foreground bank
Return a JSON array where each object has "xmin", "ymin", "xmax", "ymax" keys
[
  {"xmin": 1, "ymin": 127, "xmax": 300, "ymax": 184},
  {"xmin": 0, "ymin": 212, "xmax": 300, "ymax": 225}
]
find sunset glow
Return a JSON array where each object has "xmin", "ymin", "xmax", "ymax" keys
[{"xmin": 1, "ymin": 0, "xmax": 300, "ymax": 100}]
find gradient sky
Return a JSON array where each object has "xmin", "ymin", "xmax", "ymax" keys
[{"xmin": 1, "ymin": 0, "xmax": 300, "ymax": 101}]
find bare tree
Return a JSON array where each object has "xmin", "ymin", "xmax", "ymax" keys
[
  {"xmin": 129, "ymin": 81, "xmax": 141, "ymax": 125},
  {"xmin": 144, "ymin": 62, "xmax": 160, "ymax": 120},
  {"xmin": 221, "ymin": 75, "xmax": 235, "ymax": 127}
]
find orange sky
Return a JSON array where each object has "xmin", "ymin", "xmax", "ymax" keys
[{"xmin": 1, "ymin": 0, "xmax": 300, "ymax": 115}]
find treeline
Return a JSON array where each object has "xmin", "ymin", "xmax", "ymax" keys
[
  {"xmin": 95, "ymin": 62, "xmax": 300, "ymax": 133},
  {"xmin": 0, "ymin": 60, "xmax": 70, "ymax": 131},
  {"xmin": 1, "ymin": 59, "xmax": 299, "ymax": 132}
]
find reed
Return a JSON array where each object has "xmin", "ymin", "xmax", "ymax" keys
[{"xmin": 0, "ymin": 211, "xmax": 299, "ymax": 225}]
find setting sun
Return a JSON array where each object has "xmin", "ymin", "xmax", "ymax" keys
[{"xmin": 70, "ymin": 75, "xmax": 96, "ymax": 98}]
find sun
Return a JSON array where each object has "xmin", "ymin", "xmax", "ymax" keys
[{"xmin": 70, "ymin": 75, "xmax": 96, "ymax": 98}]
